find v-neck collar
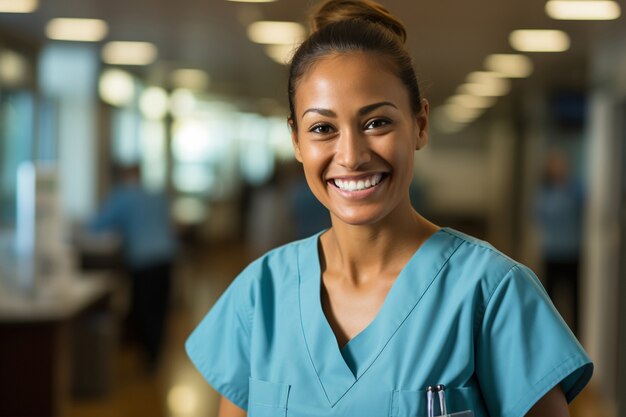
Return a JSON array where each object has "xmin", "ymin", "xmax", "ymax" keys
[{"xmin": 297, "ymin": 228, "xmax": 462, "ymax": 407}]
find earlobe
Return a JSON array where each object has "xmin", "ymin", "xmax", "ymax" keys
[
  {"xmin": 415, "ymin": 99, "xmax": 430, "ymax": 150},
  {"xmin": 290, "ymin": 123, "xmax": 303, "ymax": 163}
]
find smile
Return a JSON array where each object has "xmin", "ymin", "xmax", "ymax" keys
[{"xmin": 332, "ymin": 173, "xmax": 384, "ymax": 192}]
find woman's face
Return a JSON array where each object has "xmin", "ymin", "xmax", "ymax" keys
[{"xmin": 291, "ymin": 52, "xmax": 429, "ymax": 226}]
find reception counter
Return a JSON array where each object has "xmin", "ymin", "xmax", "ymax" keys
[{"xmin": 0, "ymin": 274, "xmax": 115, "ymax": 417}]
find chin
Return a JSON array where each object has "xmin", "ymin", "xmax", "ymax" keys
[{"xmin": 330, "ymin": 208, "xmax": 389, "ymax": 227}]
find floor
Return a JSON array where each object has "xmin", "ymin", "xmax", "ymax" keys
[{"xmin": 63, "ymin": 240, "xmax": 609, "ymax": 417}]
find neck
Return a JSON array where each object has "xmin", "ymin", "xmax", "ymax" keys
[{"xmin": 320, "ymin": 204, "xmax": 439, "ymax": 285}]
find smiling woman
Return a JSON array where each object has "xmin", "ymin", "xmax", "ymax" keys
[{"xmin": 186, "ymin": 1, "xmax": 593, "ymax": 417}]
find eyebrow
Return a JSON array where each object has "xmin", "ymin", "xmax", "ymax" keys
[{"xmin": 301, "ymin": 101, "xmax": 398, "ymax": 119}]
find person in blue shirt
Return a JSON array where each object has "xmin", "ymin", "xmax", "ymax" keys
[
  {"xmin": 534, "ymin": 149, "xmax": 584, "ymax": 336},
  {"xmin": 90, "ymin": 164, "xmax": 177, "ymax": 370},
  {"xmin": 186, "ymin": 1, "xmax": 593, "ymax": 416}
]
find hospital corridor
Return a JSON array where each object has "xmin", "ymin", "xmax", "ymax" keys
[{"xmin": 1, "ymin": 0, "xmax": 626, "ymax": 416}]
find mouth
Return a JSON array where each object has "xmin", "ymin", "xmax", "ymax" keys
[{"xmin": 329, "ymin": 173, "xmax": 387, "ymax": 192}]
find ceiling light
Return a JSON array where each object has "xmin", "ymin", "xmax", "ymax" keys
[
  {"xmin": 227, "ymin": 0, "xmax": 276, "ymax": 2},
  {"xmin": 0, "ymin": 49, "xmax": 28, "ymax": 86},
  {"xmin": 169, "ymin": 89, "xmax": 197, "ymax": 118},
  {"xmin": 45, "ymin": 18, "xmax": 108, "ymax": 42},
  {"xmin": 170, "ymin": 69, "xmax": 210, "ymax": 90},
  {"xmin": 101, "ymin": 41, "xmax": 158, "ymax": 65},
  {"xmin": 247, "ymin": 21, "xmax": 306, "ymax": 45},
  {"xmin": 99, "ymin": 68, "xmax": 135, "ymax": 107},
  {"xmin": 546, "ymin": 0, "xmax": 621, "ymax": 20},
  {"xmin": 444, "ymin": 102, "xmax": 484, "ymax": 124},
  {"xmin": 462, "ymin": 71, "xmax": 511, "ymax": 96},
  {"xmin": 264, "ymin": 44, "xmax": 297, "ymax": 65},
  {"xmin": 139, "ymin": 87, "xmax": 169, "ymax": 120},
  {"xmin": 0, "ymin": 0, "xmax": 37, "ymax": 13},
  {"xmin": 448, "ymin": 94, "xmax": 496, "ymax": 109},
  {"xmin": 484, "ymin": 54, "xmax": 533, "ymax": 78},
  {"xmin": 432, "ymin": 107, "xmax": 466, "ymax": 134},
  {"xmin": 458, "ymin": 82, "xmax": 510, "ymax": 97},
  {"xmin": 509, "ymin": 29, "xmax": 570, "ymax": 52}
]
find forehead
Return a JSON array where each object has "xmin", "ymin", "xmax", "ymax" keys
[{"xmin": 294, "ymin": 52, "xmax": 410, "ymax": 114}]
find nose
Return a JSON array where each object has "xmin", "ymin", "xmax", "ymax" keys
[{"xmin": 335, "ymin": 128, "xmax": 371, "ymax": 169}]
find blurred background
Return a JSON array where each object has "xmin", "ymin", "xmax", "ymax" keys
[{"xmin": 0, "ymin": 0, "xmax": 625, "ymax": 416}]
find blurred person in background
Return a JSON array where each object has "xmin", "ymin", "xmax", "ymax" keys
[
  {"xmin": 89, "ymin": 164, "xmax": 178, "ymax": 371},
  {"xmin": 534, "ymin": 149, "xmax": 584, "ymax": 336},
  {"xmin": 186, "ymin": 1, "xmax": 592, "ymax": 416}
]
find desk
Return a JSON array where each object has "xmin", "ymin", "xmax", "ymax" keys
[{"xmin": 0, "ymin": 275, "xmax": 114, "ymax": 417}]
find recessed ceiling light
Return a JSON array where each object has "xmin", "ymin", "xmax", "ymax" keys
[
  {"xmin": 484, "ymin": 54, "xmax": 533, "ymax": 78},
  {"xmin": 99, "ymin": 68, "xmax": 135, "ymax": 107},
  {"xmin": 247, "ymin": 21, "xmax": 306, "ymax": 45},
  {"xmin": 546, "ymin": 0, "xmax": 621, "ymax": 20},
  {"xmin": 443, "ymin": 102, "xmax": 484, "ymax": 124},
  {"xmin": 101, "ymin": 41, "xmax": 158, "ymax": 66},
  {"xmin": 0, "ymin": 49, "xmax": 28, "ymax": 86},
  {"xmin": 139, "ymin": 87, "xmax": 169, "ymax": 120},
  {"xmin": 45, "ymin": 18, "xmax": 108, "ymax": 42},
  {"xmin": 0, "ymin": 0, "xmax": 37, "ymax": 13},
  {"xmin": 432, "ymin": 107, "xmax": 466, "ymax": 134},
  {"xmin": 170, "ymin": 69, "xmax": 210, "ymax": 90},
  {"xmin": 458, "ymin": 82, "xmax": 510, "ymax": 97},
  {"xmin": 448, "ymin": 94, "xmax": 496, "ymax": 109},
  {"xmin": 509, "ymin": 29, "xmax": 570, "ymax": 52},
  {"xmin": 264, "ymin": 44, "xmax": 297, "ymax": 65},
  {"xmin": 463, "ymin": 71, "xmax": 511, "ymax": 96}
]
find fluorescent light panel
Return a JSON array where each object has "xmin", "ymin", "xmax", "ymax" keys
[
  {"xmin": 46, "ymin": 18, "xmax": 108, "ymax": 42},
  {"xmin": 0, "ymin": 0, "xmax": 37, "ymax": 12},
  {"xmin": 546, "ymin": 0, "xmax": 621, "ymax": 20},
  {"xmin": 101, "ymin": 41, "xmax": 157, "ymax": 65},
  {"xmin": 509, "ymin": 29, "xmax": 570, "ymax": 52},
  {"xmin": 170, "ymin": 69, "xmax": 210, "ymax": 90},
  {"xmin": 264, "ymin": 44, "xmax": 296, "ymax": 65},
  {"xmin": 247, "ymin": 21, "xmax": 306, "ymax": 45},
  {"xmin": 449, "ymin": 94, "xmax": 496, "ymax": 109},
  {"xmin": 484, "ymin": 54, "xmax": 533, "ymax": 78}
]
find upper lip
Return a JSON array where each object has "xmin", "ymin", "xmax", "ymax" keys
[{"xmin": 326, "ymin": 172, "xmax": 387, "ymax": 181}]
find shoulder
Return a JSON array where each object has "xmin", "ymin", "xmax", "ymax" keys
[
  {"xmin": 439, "ymin": 227, "xmax": 538, "ymax": 303},
  {"xmin": 441, "ymin": 227, "xmax": 520, "ymax": 274},
  {"xmin": 230, "ymin": 233, "xmax": 320, "ymax": 298}
]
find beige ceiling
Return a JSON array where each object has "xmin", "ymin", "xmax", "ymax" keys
[{"xmin": 1, "ymin": 0, "xmax": 625, "ymax": 112}]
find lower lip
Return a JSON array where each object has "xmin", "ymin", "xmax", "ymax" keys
[{"xmin": 329, "ymin": 177, "xmax": 386, "ymax": 200}]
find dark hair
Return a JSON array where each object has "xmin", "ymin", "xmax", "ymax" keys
[{"xmin": 287, "ymin": 0, "xmax": 422, "ymax": 129}]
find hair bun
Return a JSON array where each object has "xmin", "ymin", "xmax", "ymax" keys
[{"xmin": 312, "ymin": 0, "xmax": 407, "ymax": 44}]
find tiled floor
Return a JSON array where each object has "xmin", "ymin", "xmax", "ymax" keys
[{"xmin": 63, "ymin": 241, "xmax": 608, "ymax": 417}]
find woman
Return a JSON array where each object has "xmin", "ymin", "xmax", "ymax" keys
[{"xmin": 186, "ymin": 1, "xmax": 593, "ymax": 416}]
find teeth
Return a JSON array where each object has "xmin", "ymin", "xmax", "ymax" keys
[{"xmin": 334, "ymin": 174, "xmax": 383, "ymax": 191}]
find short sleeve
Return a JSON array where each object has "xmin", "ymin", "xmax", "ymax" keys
[
  {"xmin": 185, "ymin": 272, "xmax": 254, "ymax": 410},
  {"xmin": 476, "ymin": 265, "xmax": 593, "ymax": 417}
]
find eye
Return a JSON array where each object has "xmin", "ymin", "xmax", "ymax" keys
[
  {"xmin": 365, "ymin": 118, "xmax": 391, "ymax": 130},
  {"xmin": 309, "ymin": 123, "xmax": 335, "ymax": 135}
]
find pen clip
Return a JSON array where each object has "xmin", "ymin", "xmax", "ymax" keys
[
  {"xmin": 426, "ymin": 386, "xmax": 435, "ymax": 417},
  {"xmin": 437, "ymin": 384, "xmax": 447, "ymax": 416}
]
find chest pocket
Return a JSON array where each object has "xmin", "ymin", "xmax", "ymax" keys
[
  {"xmin": 248, "ymin": 378, "xmax": 291, "ymax": 417},
  {"xmin": 390, "ymin": 387, "xmax": 478, "ymax": 417}
]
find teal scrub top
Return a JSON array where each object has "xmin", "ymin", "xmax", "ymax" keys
[{"xmin": 186, "ymin": 227, "xmax": 593, "ymax": 417}]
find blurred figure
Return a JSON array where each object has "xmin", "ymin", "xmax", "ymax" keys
[
  {"xmin": 534, "ymin": 149, "xmax": 584, "ymax": 335},
  {"xmin": 288, "ymin": 161, "xmax": 330, "ymax": 239},
  {"xmin": 89, "ymin": 164, "xmax": 178, "ymax": 370}
]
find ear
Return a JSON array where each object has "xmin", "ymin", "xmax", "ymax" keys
[
  {"xmin": 414, "ymin": 98, "xmax": 430, "ymax": 150},
  {"xmin": 289, "ymin": 119, "xmax": 303, "ymax": 163}
]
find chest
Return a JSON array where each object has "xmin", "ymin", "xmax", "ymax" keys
[{"xmin": 320, "ymin": 274, "xmax": 394, "ymax": 347}]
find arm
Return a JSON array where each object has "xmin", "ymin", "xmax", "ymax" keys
[
  {"xmin": 525, "ymin": 385, "xmax": 569, "ymax": 417},
  {"xmin": 218, "ymin": 396, "xmax": 246, "ymax": 417}
]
